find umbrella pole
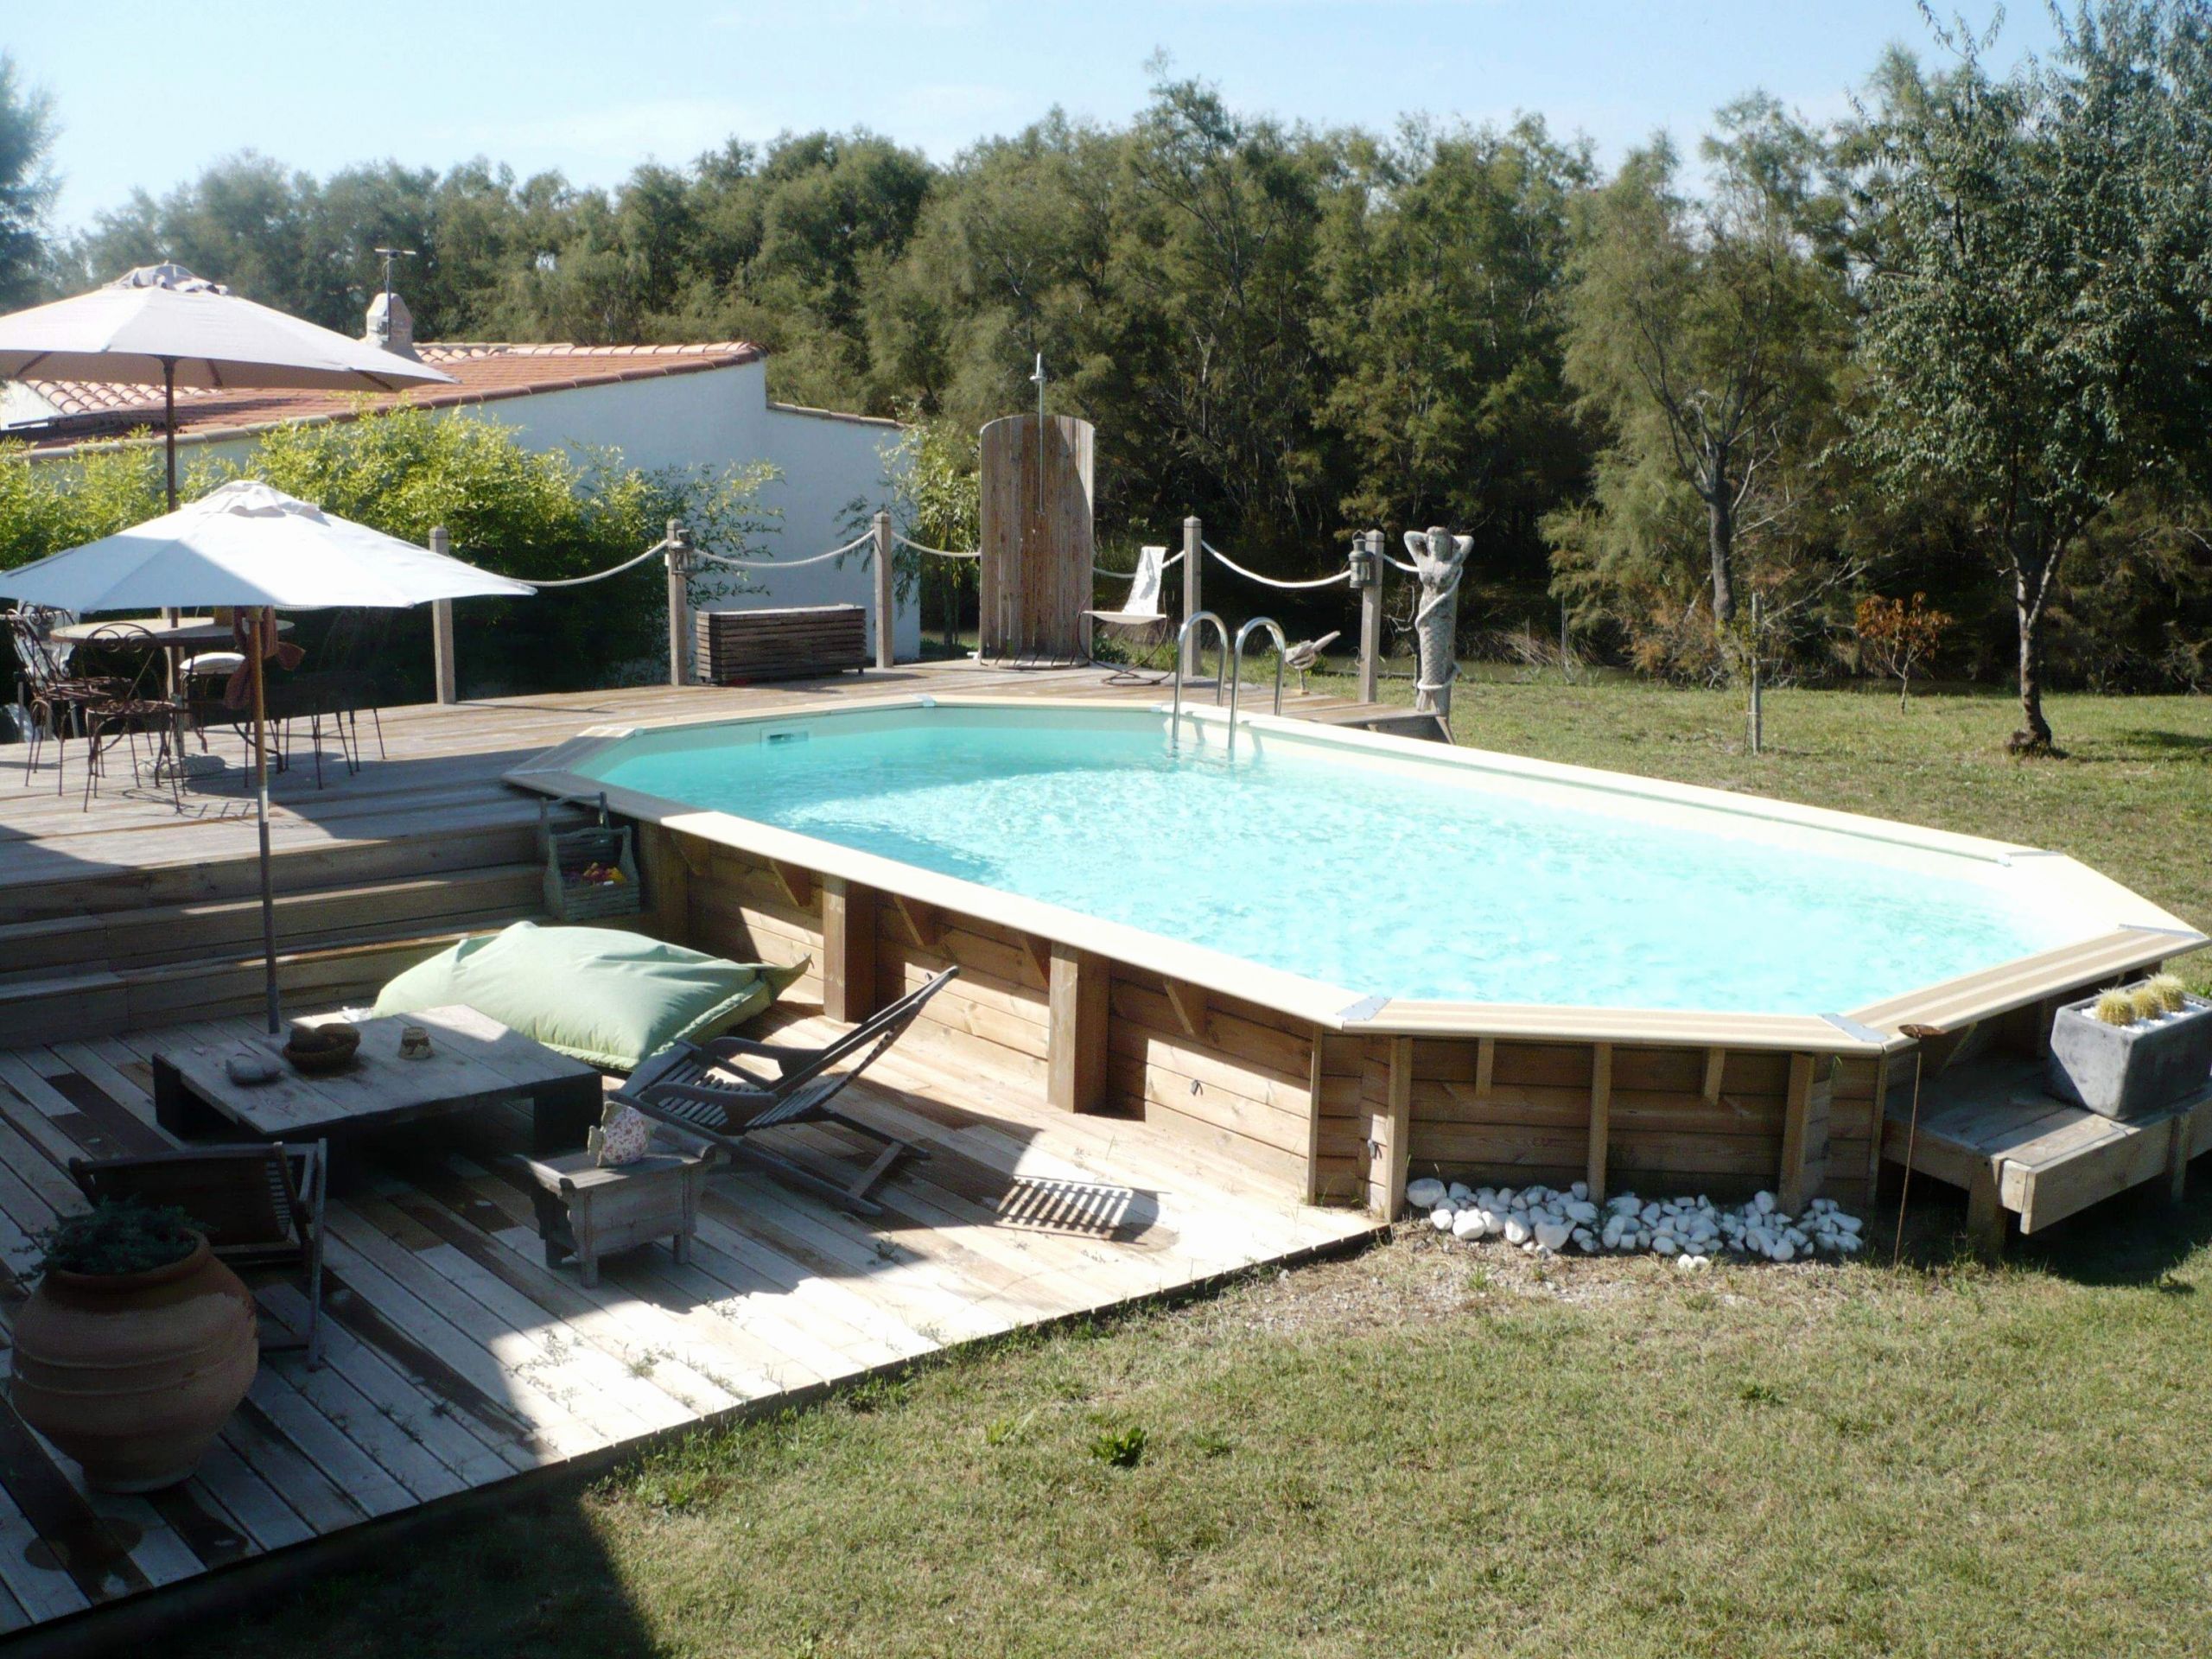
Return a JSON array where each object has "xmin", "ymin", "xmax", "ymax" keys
[
  {"xmin": 162, "ymin": 360, "xmax": 180, "ymax": 698},
  {"xmin": 252, "ymin": 607, "xmax": 280, "ymax": 1035},
  {"xmin": 162, "ymin": 359, "xmax": 178, "ymax": 511}
]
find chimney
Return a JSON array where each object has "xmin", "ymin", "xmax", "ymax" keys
[{"xmin": 365, "ymin": 287, "xmax": 418, "ymax": 360}]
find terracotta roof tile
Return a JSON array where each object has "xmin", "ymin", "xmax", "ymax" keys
[{"xmin": 9, "ymin": 340, "xmax": 766, "ymax": 450}]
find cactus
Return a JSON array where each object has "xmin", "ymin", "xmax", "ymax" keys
[
  {"xmin": 2092, "ymin": 989, "xmax": 2139, "ymax": 1027},
  {"xmin": 2128, "ymin": 984, "xmax": 2169, "ymax": 1022},
  {"xmin": 2145, "ymin": 973, "xmax": 2190, "ymax": 1014}
]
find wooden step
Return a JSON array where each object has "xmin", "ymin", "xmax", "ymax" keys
[
  {"xmin": 0, "ymin": 923, "xmax": 536, "ymax": 1047},
  {"xmin": 0, "ymin": 864, "xmax": 545, "ymax": 981},
  {"xmin": 0, "ymin": 817, "xmax": 549, "ymax": 925}
]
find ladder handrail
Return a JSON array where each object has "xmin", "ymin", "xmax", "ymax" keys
[
  {"xmin": 1226, "ymin": 616, "xmax": 1287, "ymax": 758},
  {"xmin": 1171, "ymin": 611, "xmax": 1230, "ymax": 748}
]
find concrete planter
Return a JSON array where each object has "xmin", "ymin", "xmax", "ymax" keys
[{"xmin": 2045, "ymin": 993, "xmax": 2212, "ymax": 1119}]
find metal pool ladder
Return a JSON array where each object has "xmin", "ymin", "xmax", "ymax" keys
[
  {"xmin": 1170, "ymin": 610, "xmax": 1229, "ymax": 750},
  {"xmin": 1225, "ymin": 617, "xmax": 1287, "ymax": 758}
]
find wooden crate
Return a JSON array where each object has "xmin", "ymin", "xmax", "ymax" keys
[
  {"xmin": 539, "ymin": 794, "xmax": 642, "ymax": 921},
  {"xmin": 696, "ymin": 605, "xmax": 868, "ymax": 683}
]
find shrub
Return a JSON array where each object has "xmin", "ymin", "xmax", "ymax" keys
[{"xmin": 1854, "ymin": 592, "xmax": 1952, "ymax": 708}]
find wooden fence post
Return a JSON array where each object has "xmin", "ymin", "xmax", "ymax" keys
[
  {"xmin": 1358, "ymin": 529, "xmax": 1383, "ymax": 704},
  {"xmin": 873, "ymin": 509, "xmax": 894, "ymax": 671},
  {"xmin": 665, "ymin": 518, "xmax": 690, "ymax": 688},
  {"xmin": 1180, "ymin": 515, "xmax": 1204, "ymax": 677},
  {"xmin": 429, "ymin": 526, "xmax": 457, "ymax": 704}
]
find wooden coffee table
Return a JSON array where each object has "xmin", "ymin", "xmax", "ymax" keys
[{"xmin": 152, "ymin": 1005, "xmax": 603, "ymax": 1156}]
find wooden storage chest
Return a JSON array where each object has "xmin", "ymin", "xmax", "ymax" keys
[{"xmin": 696, "ymin": 604, "xmax": 868, "ymax": 683}]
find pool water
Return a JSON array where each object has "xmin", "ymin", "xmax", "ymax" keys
[{"xmin": 592, "ymin": 710, "xmax": 2077, "ymax": 1014}]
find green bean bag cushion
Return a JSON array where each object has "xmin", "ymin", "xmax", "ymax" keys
[{"xmin": 372, "ymin": 921, "xmax": 806, "ymax": 1072}]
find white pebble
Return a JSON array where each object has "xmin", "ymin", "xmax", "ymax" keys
[
  {"xmin": 1452, "ymin": 1209, "xmax": 1487, "ymax": 1241},
  {"xmin": 1431, "ymin": 1207, "xmax": 1455, "ymax": 1231},
  {"xmin": 1407, "ymin": 1178, "xmax": 1446, "ymax": 1211},
  {"xmin": 1503, "ymin": 1217, "xmax": 1531, "ymax": 1246}
]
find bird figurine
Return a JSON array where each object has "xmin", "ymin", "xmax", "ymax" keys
[{"xmin": 1283, "ymin": 630, "xmax": 1341, "ymax": 689}]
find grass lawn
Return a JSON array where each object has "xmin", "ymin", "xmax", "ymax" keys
[{"xmin": 179, "ymin": 679, "xmax": 2212, "ymax": 1658}]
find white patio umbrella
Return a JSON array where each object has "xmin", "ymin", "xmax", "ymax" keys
[
  {"xmin": 2, "ymin": 480, "xmax": 535, "ymax": 1033},
  {"xmin": 0, "ymin": 264, "xmax": 456, "ymax": 508}
]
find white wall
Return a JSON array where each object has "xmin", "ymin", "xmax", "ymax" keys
[
  {"xmin": 371, "ymin": 361, "xmax": 920, "ymax": 660},
  {"xmin": 60, "ymin": 356, "xmax": 921, "ymax": 660}
]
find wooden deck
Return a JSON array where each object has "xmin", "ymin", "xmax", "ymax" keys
[
  {"xmin": 1883, "ymin": 1054, "xmax": 2212, "ymax": 1253},
  {"xmin": 0, "ymin": 997, "xmax": 1377, "ymax": 1644}
]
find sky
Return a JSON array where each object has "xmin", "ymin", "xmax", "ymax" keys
[{"xmin": 10, "ymin": 1, "xmax": 2065, "ymax": 232}]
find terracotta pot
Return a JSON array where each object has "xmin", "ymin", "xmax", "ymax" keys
[{"xmin": 10, "ymin": 1236, "xmax": 258, "ymax": 1492}]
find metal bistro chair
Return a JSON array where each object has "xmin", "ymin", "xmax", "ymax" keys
[
  {"xmin": 7, "ymin": 607, "xmax": 123, "ymax": 798},
  {"xmin": 74, "ymin": 623, "xmax": 185, "ymax": 810},
  {"xmin": 269, "ymin": 669, "xmax": 386, "ymax": 787},
  {"xmin": 70, "ymin": 1141, "xmax": 328, "ymax": 1368}
]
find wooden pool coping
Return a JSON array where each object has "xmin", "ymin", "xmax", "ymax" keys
[{"xmin": 506, "ymin": 694, "xmax": 2209, "ymax": 1058}]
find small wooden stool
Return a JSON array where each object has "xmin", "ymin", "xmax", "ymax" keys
[{"xmin": 522, "ymin": 1150, "xmax": 711, "ymax": 1287}]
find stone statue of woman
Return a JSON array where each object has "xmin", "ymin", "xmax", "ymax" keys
[{"xmin": 1404, "ymin": 526, "xmax": 1471, "ymax": 720}]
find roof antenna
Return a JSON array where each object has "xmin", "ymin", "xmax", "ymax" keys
[
  {"xmin": 374, "ymin": 246, "xmax": 416, "ymax": 304},
  {"xmin": 373, "ymin": 246, "xmax": 416, "ymax": 329}
]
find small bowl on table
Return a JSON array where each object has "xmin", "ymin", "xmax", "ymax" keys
[{"xmin": 283, "ymin": 1021, "xmax": 362, "ymax": 1075}]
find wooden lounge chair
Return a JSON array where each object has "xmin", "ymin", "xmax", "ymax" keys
[
  {"xmin": 70, "ymin": 1141, "xmax": 327, "ymax": 1368},
  {"xmin": 615, "ymin": 967, "xmax": 959, "ymax": 1216},
  {"xmin": 1081, "ymin": 544, "xmax": 1171, "ymax": 678}
]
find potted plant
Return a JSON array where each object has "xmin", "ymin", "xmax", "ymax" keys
[
  {"xmin": 10, "ymin": 1199, "xmax": 258, "ymax": 1492},
  {"xmin": 2046, "ymin": 974, "xmax": 2212, "ymax": 1120}
]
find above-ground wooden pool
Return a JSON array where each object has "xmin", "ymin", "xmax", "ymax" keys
[{"xmin": 512, "ymin": 696, "xmax": 2206, "ymax": 1217}]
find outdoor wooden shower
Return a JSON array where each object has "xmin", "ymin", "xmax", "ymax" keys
[{"xmin": 978, "ymin": 412, "xmax": 1094, "ymax": 663}]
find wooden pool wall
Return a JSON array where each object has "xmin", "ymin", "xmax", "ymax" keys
[{"xmin": 633, "ymin": 824, "xmax": 1937, "ymax": 1216}]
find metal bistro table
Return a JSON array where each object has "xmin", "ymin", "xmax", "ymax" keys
[
  {"xmin": 51, "ymin": 614, "xmax": 296, "ymax": 783},
  {"xmin": 152, "ymin": 1004, "xmax": 603, "ymax": 1163}
]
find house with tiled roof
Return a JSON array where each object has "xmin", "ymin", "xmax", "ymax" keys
[{"xmin": 1, "ymin": 289, "xmax": 919, "ymax": 656}]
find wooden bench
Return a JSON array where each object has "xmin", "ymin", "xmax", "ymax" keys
[
  {"xmin": 696, "ymin": 604, "xmax": 868, "ymax": 683},
  {"xmin": 1883, "ymin": 1053, "xmax": 2212, "ymax": 1255}
]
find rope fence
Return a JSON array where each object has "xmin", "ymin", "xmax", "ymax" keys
[
  {"xmin": 435, "ymin": 509, "xmax": 1445, "ymax": 713},
  {"xmin": 1202, "ymin": 539, "xmax": 1353, "ymax": 590},
  {"xmin": 893, "ymin": 532, "xmax": 982, "ymax": 561},
  {"xmin": 517, "ymin": 538, "xmax": 677, "ymax": 589},
  {"xmin": 690, "ymin": 529, "xmax": 875, "ymax": 571}
]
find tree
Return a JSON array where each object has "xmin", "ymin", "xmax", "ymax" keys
[
  {"xmin": 1315, "ymin": 118, "xmax": 1588, "ymax": 571},
  {"xmin": 877, "ymin": 410, "xmax": 980, "ymax": 651},
  {"xmin": 1560, "ymin": 116, "xmax": 1845, "ymax": 639},
  {"xmin": 0, "ymin": 54, "xmax": 58, "ymax": 309},
  {"xmin": 1853, "ymin": 4, "xmax": 2212, "ymax": 751}
]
